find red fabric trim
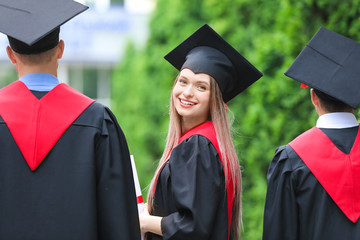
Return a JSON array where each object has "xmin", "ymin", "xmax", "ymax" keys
[
  {"xmin": 137, "ymin": 196, "xmax": 144, "ymax": 204},
  {"xmin": 0, "ymin": 81, "xmax": 95, "ymax": 171},
  {"xmin": 300, "ymin": 83, "xmax": 309, "ymax": 88},
  {"xmin": 289, "ymin": 126, "xmax": 360, "ymax": 223},
  {"xmin": 153, "ymin": 121, "xmax": 234, "ymax": 239}
]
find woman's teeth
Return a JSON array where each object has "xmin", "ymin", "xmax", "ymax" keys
[{"xmin": 180, "ymin": 99, "xmax": 195, "ymax": 105}]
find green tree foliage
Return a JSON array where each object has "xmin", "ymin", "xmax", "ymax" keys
[
  {"xmin": 111, "ymin": 0, "xmax": 360, "ymax": 239},
  {"xmin": 0, "ymin": 67, "xmax": 17, "ymax": 88}
]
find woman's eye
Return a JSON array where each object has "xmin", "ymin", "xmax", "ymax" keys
[
  {"xmin": 198, "ymin": 85, "xmax": 207, "ymax": 91},
  {"xmin": 179, "ymin": 79, "xmax": 187, "ymax": 85}
]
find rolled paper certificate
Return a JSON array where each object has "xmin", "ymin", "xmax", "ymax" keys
[{"xmin": 130, "ymin": 155, "xmax": 145, "ymax": 240}]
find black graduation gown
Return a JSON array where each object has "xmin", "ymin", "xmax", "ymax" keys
[
  {"xmin": 148, "ymin": 134, "xmax": 229, "ymax": 240},
  {"xmin": 263, "ymin": 126, "xmax": 360, "ymax": 240},
  {"xmin": 0, "ymin": 87, "xmax": 140, "ymax": 239}
]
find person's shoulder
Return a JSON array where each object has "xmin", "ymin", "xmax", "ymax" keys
[
  {"xmin": 172, "ymin": 135, "xmax": 224, "ymax": 176},
  {"xmin": 269, "ymin": 144, "xmax": 306, "ymax": 173},
  {"xmin": 179, "ymin": 134, "xmax": 215, "ymax": 150},
  {"xmin": 175, "ymin": 134, "xmax": 221, "ymax": 164},
  {"xmin": 176, "ymin": 134, "xmax": 216, "ymax": 155},
  {"xmin": 73, "ymin": 101, "xmax": 117, "ymax": 129}
]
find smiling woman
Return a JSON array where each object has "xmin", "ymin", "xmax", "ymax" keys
[
  {"xmin": 139, "ymin": 24, "xmax": 263, "ymax": 240},
  {"xmin": 173, "ymin": 69, "xmax": 211, "ymax": 133}
]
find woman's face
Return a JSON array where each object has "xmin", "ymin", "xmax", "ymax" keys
[{"xmin": 172, "ymin": 68, "xmax": 211, "ymax": 129}]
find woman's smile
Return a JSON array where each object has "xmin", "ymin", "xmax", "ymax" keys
[{"xmin": 179, "ymin": 98, "xmax": 196, "ymax": 107}]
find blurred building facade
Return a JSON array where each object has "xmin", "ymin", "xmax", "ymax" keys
[{"xmin": 0, "ymin": 0, "xmax": 154, "ymax": 106}]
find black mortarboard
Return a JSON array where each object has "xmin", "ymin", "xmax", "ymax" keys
[
  {"xmin": 0, "ymin": 0, "xmax": 88, "ymax": 54},
  {"xmin": 164, "ymin": 24, "xmax": 263, "ymax": 103},
  {"xmin": 285, "ymin": 27, "xmax": 360, "ymax": 109}
]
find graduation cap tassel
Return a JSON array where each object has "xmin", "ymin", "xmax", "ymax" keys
[
  {"xmin": 130, "ymin": 155, "xmax": 145, "ymax": 240},
  {"xmin": 300, "ymin": 83, "xmax": 309, "ymax": 88}
]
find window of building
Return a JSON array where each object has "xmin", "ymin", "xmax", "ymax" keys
[
  {"xmin": 111, "ymin": 0, "xmax": 124, "ymax": 4},
  {"xmin": 68, "ymin": 65, "xmax": 111, "ymax": 107}
]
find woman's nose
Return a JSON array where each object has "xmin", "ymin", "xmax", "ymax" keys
[{"xmin": 183, "ymin": 85, "xmax": 194, "ymax": 97}]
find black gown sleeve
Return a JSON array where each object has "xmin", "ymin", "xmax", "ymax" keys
[
  {"xmin": 161, "ymin": 135, "xmax": 227, "ymax": 240},
  {"xmin": 262, "ymin": 145, "xmax": 299, "ymax": 240},
  {"xmin": 95, "ymin": 107, "xmax": 141, "ymax": 240}
]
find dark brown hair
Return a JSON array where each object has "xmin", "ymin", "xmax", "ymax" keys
[{"xmin": 313, "ymin": 89, "xmax": 354, "ymax": 112}]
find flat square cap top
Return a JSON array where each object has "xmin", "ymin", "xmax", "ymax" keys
[
  {"xmin": 285, "ymin": 27, "xmax": 360, "ymax": 108},
  {"xmin": 0, "ymin": 0, "xmax": 88, "ymax": 46}
]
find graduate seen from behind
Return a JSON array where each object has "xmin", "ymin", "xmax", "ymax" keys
[
  {"xmin": 0, "ymin": 0, "xmax": 140, "ymax": 239},
  {"xmin": 263, "ymin": 27, "xmax": 360, "ymax": 239},
  {"xmin": 139, "ymin": 24, "xmax": 263, "ymax": 240}
]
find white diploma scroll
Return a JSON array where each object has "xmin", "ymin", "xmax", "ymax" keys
[{"xmin": 130, "ymin": 155, "xmax": 145, "ymax": 240}]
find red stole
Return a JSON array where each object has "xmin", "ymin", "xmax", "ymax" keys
[
  {"xmin": 289, "ymin": 126, "xmax": 360, "ymax": 223},
  {"xmin": 0, "ymin": 81, "xmax": 95, "ymax": 171},
  {"xmin": 153, "ymin": 121, "xmax": 234, "ymax": 239}
]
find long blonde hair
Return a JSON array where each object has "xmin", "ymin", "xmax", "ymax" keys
[{"xmin": 147, "ymin": 75, "xmax": 242, "ymax": 239}]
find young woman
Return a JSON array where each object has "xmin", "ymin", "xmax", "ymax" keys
[{"xmin": 140, "ymin": 24, "xmax": 262, "ymax": 240}]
